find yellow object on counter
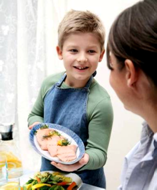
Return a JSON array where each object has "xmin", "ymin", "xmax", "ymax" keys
[
  {"xmin": 0, "ymin": 151, "xmax": 23, "ymax": 179},
  {"xmin": 23, "ymin": 184, "xmax": 32, "ymax": 190},
  {"xmin": 0, "ymin": 182, "xmax": 23, "ymax": 190},
  {"xmin": 31, "ymin": 183, "xmax": 51, "ymax": 190},
  {"xmin": 0, "ymin": 152, "xmax": 22, "ymax": 169}
]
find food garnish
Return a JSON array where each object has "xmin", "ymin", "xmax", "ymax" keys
[{"xmin": 43, "ymin": 130, "xmax": 61, "ymax": 140}]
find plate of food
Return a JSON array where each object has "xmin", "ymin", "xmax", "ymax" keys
[
  {"xmin": 29, "ymin": 123, "xmax": 85, "ymax": 165},
  {"xmin": 20, "ymin": 171, "xmax": 82, "ymax": 190}
]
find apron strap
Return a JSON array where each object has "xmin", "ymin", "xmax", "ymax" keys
[
  {"xmin": 56, "ymin": 73, "xmax": 67, "ymax": 87},
  {"xmin": 56, "ymin": 72, "xmax": 96, "ymax": 90}
]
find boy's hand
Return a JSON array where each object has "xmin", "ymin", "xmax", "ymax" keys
[
  {"xmin": 51, "ymin": 153, "xmax": 89, "ymax": 172},
  {"xmin": 28, "ymin": 122, "xmax": 41, "ymax": 130}
]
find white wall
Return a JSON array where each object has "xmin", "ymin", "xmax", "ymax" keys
[{"xmin": 18, "ymin": 1, "xmax": 143, "ymax": 189}]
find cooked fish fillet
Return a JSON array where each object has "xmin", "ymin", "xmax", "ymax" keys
[
  {"xmin": 47, "ymin": 137, "xmax": 73, "ymax": 157},
  {"xmin": 36, "ymin": 128, "xmax": 53, "ymax": 144},
  {"xmin": 57, "ymin": 145, "xmax": 77, "ymax": 162},
  {"xmin": 36, "ymin": 128, "xmax": 78, "ymax": 162},
  {"xmin": 47, "ymin": 144, "xmax": 58, "ymax": 157},
  {"xmin": 36, "ymin": 128, "xmax": 53, "ymax": 150}
]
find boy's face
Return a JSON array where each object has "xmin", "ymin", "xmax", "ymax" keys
[{"xmin": 56, "ymin": 32, "xmax": 104, "ymax": 88}]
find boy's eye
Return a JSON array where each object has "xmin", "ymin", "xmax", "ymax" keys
[
  {"xmin": 88, "ymin": 50, "xmax": 96, "ymax": 54},
  {"xmin": 69, "ymin": 49, "xmax": 78, "ymax": 53}
]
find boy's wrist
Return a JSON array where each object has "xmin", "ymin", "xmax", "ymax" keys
[{"xmin": 79, "ymin": 153, "xmax": 89, "ymax": 166}]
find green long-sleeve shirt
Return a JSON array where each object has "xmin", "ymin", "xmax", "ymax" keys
[{"xmin": 28, "ymin": 72, "xmax": 113, "ymax": 170}]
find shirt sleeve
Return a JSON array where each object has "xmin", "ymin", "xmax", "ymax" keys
[
  {"xmin": 27, "ymin": 87, "xmax": 44, "ymax": 126},
  {"xmin": 27, "ymin": 78, "xmax": 51, "ymax": 125},
  {"xmin": 148, "ymin": 169, "xmax": 157, "ymax": 190},
  {"xmin": 117, "ymin": 185, "xmax": 122, "ymax": 190},
  {"xmin": 79, "ymin": 97, "xmax": 113, "ymax": 170}
]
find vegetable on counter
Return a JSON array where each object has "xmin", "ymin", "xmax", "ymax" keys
[
  {"xmin": 67, "ymin": 182, "xmax": 77, "ymax": 190},
  {"xmin": 23, "ymin": 172, "xmax": 77, "ymax": 190}
]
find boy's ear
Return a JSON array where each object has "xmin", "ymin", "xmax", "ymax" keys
[
  {"xmin": 125, "ymin": 59, "xmax": 138, "ymax": 87},
  {"xmin": 56, "ymin": 46, "xmax": 63, "ymax": 60},
  {"xmin": 99, "ymin": 50, "xmax": 105, "ymax": 62}
]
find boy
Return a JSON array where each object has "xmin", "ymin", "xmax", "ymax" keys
[{"xmin": 28, "ymin": 10, "xmax": 113, "ymax": 188}]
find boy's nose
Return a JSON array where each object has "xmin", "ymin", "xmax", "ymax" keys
[{"xmin": 77, "ymin": 54, "xmax": 87, "ymax": 63}]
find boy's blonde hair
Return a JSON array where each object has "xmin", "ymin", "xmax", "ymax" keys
[{"xmin": 58, "ymin": 10, "xmax": 105, "ymax": 51}]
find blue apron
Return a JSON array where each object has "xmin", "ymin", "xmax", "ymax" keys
[{"xmin": 41, "ymin": 73, "xmax": 106, "ymax": 188}]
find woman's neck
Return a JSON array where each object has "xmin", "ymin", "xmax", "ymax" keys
[{"xmin": 141, "ymin": 102, "xmax": 157, "ymax": 133}]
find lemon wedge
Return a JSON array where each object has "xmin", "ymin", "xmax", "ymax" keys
[
  {"xmin": 0, "ymin": 182, "xmax": 22, "ymax": 190},
  {"xmin": 0, "ymin": 152, "xmax": 22, "ymax": 169},
  {"xmin": 0, "ymin": 163, "xmax": 5, "ymax": 168},
  {"xmin": 7, "ymin": 160, "xmax": 22, "ymax": 169}
]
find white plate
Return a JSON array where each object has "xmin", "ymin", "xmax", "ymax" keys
[
  {"xmin": 29, "ymin": 123, "xmax": 85, "ymax": 165},
  {"xmin": 20, "ymin": 171, "xmax": 83, "ymax": 190}
]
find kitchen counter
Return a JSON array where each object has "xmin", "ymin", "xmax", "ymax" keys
[{"xmin": 80, "ymin": 183, "xmax": 105, "ymax": 190}]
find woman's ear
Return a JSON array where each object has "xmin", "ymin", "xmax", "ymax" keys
[
  {"xmin": 56, "ymin": 46, "xmax": 63, "ymax": 60},
  {"xmin": 99, "ymin": 50, "xmax": 105, "ymax": 62},
  {"xmin": 125, "ymin": 59, "xmax": 139, "ymax": 88}
]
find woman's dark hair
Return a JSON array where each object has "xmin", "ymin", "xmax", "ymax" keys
[{"xmin": 107, "ymin": 0, "xmax": 157, "ymax": 86}]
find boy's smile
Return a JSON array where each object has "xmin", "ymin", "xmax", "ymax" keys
[{"xmin": 57, "ymin": 32, "xmax": 104, "ymax": 88}]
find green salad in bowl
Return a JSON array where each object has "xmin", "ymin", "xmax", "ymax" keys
[{"xmin": 23, "ymin": 171, "xmax": 78, "ymax": 190}]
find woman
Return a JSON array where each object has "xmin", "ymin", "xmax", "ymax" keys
[{"xmin": 107, "ymin": 0, "xmax": 157, "ymax": 189}]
